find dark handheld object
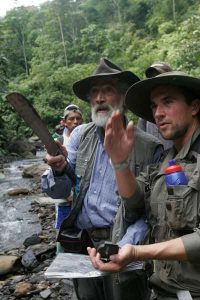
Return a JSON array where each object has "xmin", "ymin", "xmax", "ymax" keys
[
  {"xmin": 165, "ymin": 159, "xmax": 188, "ymax": 186},
  {"xmin": 6, "ymin": 92, "xmax": 61, "ymax": 156},
  {"xmin": 97, "ymin": 241, "xmax": 119, "ymax": 262},
  {"xmin": 6, "ymin": 92, "xmax": 76, "ymax": 184}
]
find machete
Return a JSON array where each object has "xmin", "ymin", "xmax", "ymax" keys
[
  {"xmin": 6, "ymin": 92, "xmax": 76, "ymax": 184},
  {"xmin": 6, "ymin": 92, "xmax": 61, "ymax": 156}
]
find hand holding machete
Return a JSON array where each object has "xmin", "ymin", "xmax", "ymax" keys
[{"xmin": 6, "ymin": 92, "xmax": 76, "ymax": 184}]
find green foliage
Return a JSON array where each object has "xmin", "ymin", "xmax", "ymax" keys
[{"xmin": 0, "ymin": 0, "xmax": 200, "ymax": 154}]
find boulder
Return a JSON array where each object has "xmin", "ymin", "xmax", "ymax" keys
[
  {"xmin": 28, "ymin": 135, "xmax": 44, "ymax": 151},
  {"xmin": 7, "ymin": 188, "xmax": 30, "ymax": 196},
  {"xmin": 0, "ymin": 255, "xmax": 19, "ymax": 275},
  {"xmin": 22, "ymin": 163, "xmax": 48, "ymax": 179},
  {"xmin": 8, "ymin": 139, "xmax": 37, "ymax": 157}
]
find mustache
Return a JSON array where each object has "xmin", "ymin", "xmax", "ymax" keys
[{"xmin": 93, "ymin": 104, "xmax": 111, "ymax": 113}]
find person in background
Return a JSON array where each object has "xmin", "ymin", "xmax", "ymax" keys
[
  {"xmin": 137, "ymin": 62, "xmax": 173, "ymax": 150},
  {"xmin": 53, "ymin": 104, "xmax": 83, "ymax": 253},
  {"xmin": 41, "ymin": 58, "xmax": 163, "ymax": 300},
  {"xmin": 88, "ymin": 71, "xmax": 200, "ymax": 300},
  {"xmin": 57, "ymin": 104, "xmax": 83, "ymax": 147}
]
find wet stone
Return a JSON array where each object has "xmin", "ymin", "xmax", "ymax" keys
[
  {"xmin": 0, "ymin": 255, "xmax": 19, "ymax": 275},
  {"xmin": 31, "ymin": 263, "xmax": 45, "ymax": 273},
  {"xmin": 8, "ymin": 188, "xmax": 30, "ymax": 196},
  {"xmin": 59, "ymin": 286, "xmax": 71, "ymax": 295},
  {"xmin": 21, "ymin": 250, "xmax": 39, "ymax": 269},
  {"xmin": 40, "ymin": 288, "xmax": 52, "ymax": 298},
  {"xmin": 29, "ymin": 274, "xmax": 44, "ymax": 284},
  {"xmin": 0, "ymin": 156, "xmax": 77, "ymax": 300},
  {"xmin": 23, "ymin": 234, "xmax": 42, "ymax": 247},
  {"xmin": 10, "ymin": 275, "xmax": 26, "ymax": 284},
  {"xmin": 14, "ymin": 282, "xmax": 34, "ymax": 297},
  {"xmin": 36, "ymin": 280, "xmax": 49, "ymax": 291}
]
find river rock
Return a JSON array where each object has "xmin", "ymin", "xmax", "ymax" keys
[
  {"xmin": 40, "ymin": 288, "xmax": 52, "ymax": 298},
  {"xmin": 22, "ymin": 151, "xmax": 36, "ymax": 159},
  {"xmin": 8, "ymin": 139, "xmax": 37, "ymax": 157},
  {"xmin": 9, "ymin": 275, "xmax": 26, "ymax": 284},
  {"xmin": 7, "ymin": 188, "xmax": 30, "ymax": 196},
  {"xmin": 14, "ymin": 281, "xmax": 34, "ymax": 297},
  {"xmin": 28, "ymin": 136, "xmax": 44, "ymax": 151},
  {"xmin": 0, "ymin": 255, "xmax": 19, "ymax": 275},
  {"xmin": 36, "ymin": 280, "xmax": 50, "ymax": 291},
  {"xmin": 21, "ymin": 250, "xmax": 39, "ymax": 269},
  {"xmin": 0, "ymin": 171, "xmax": 5, "ymax": 179},
  {"xmin": 23, "ymin": 234, "xmax": 42, "ymax": 247},
  {"xmin": 22, "ymin": 163, "xmax": 48, "ymax": 178}
]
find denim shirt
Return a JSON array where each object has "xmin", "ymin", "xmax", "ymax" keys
[{"xmin": 76, "ymin": 137, "xmax": 119, "ymax": 229}]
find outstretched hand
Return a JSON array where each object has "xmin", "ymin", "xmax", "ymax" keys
[
  {"xmin": 104, "ymin": 111, "xmax": 134, "ymax": 164},
  {"xmin": 87, "ymin": 244, "xmax": 135, "ymax": 273}
]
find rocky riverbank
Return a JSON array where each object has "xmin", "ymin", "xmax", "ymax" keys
[{"xmin": 0, "ymin": 157, "xmax": 77, "ymax": 300}]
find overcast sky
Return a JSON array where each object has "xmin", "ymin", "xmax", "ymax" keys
[{"xmin": 0, "ymin": 0, "xmax": 52, "ymax": 17}]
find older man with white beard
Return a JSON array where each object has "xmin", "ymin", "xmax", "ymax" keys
[{"xmin": 41, "ymin": 58, "xmax": 163, "ymax": 300}]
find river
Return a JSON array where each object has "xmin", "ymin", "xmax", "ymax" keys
[{"xmin": 0, "ymin": 152, "xmax": 45, "ymax": 252}]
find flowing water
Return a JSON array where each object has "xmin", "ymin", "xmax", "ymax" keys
[{"xmin": 0, "ymin": 152, "xmax": 44, "ymax": 252}]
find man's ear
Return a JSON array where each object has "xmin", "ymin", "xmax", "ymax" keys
[{"xmin": 191, "ymin": 99, "xmax": 200, "ymax": 117}]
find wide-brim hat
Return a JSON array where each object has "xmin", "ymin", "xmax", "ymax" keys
[
  {"xmin": 145, "ymin": 62, "xmax": 172, "ymax": 78},
  {"xmin": 73, "ymin": 58, "xmax": 140, "ymax": 102},
  {"xmin": 125, "ymin": 71, "xmax": 200, "ymax": 123}
]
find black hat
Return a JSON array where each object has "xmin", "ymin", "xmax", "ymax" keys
[
  {"xmin": 125, "ymin": 71, "xmax": 200, "ymax": 123},
  {"xmin": 73, "ymin": 58, "xmax": 140, "ymax": 102},
  {"xmin": 145, "ymin": 62, "xmax": 172, "ymax": 78}
]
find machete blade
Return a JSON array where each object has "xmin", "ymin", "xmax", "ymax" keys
[{"xmin": 6, "ymin": 92, "xmax": 61, "ymax": 156}]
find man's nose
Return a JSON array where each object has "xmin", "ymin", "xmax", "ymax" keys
[
  {"xmin": 154, "ymin": 105, "xmax": 165, "ymax": 118},
  {"xmin": 95, "ymin": 89, "xmax": 105, "ymax": 103},
  {"xmin": 74, "ymin": 118, "xmax": 79, "ymax": 124}
]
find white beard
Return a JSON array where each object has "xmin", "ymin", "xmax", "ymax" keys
[{"xmin": 91, "ymin": 102, "xmax": 124, "ymax": 127}]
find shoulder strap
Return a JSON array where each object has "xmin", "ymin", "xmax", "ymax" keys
[{"xmin": 191, "ymin": 133, "xmax": 200, "ymax": 154}]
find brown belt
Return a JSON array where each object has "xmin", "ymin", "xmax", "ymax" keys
[{"xmin": 87, "ymin": 227, "xmax": 111, "ymax": 241}]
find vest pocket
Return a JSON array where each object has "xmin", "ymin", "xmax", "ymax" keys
[
  {"xmin": 75, "ymin": 158, "xmax": 89, "ymax": 177},
  {"xmin": 165, "ymin": 185, "xmax": 199, "ymax": 230}
]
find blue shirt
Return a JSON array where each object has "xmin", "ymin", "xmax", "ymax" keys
[
  {"xmin": 42, "ymin": 124, "xmax": 161, "ymax": 246},
  {"xmin": 66, "ymin": 126, "xmax": 119, "ymax": 228}
]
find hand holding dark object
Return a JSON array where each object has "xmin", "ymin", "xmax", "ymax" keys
[
  {"xmin": 44, "ymin": 140, "xmax": 67, "ymax": 172},
  {"xmin": 44, "ymin": 140, "xmax": 76, "ymax": 184},
  {"xmin": 97, "ymin": 242, "xmax": 119, "ymax": 262},
  {"xmin": 87, "ymin": 244, "xmax": 134, "ymax": 273}
]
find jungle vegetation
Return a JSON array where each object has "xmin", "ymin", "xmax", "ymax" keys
[{"xmin": 0, "ymin": 0, "xmax": 199, "ymax": 154}]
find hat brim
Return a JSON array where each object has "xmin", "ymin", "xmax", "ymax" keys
[
  {"xmin": 73, "ymin": 71, "xmax": 140, "ymax": 102},
  {"xmin": 125, "ymin": 72, "xmax": 200, "ymax": 123}
]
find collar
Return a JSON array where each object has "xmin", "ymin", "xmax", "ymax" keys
[
  {"xmin": 158, "ymin": 126, "xmax": 200, "ymax": 175},
  {"xmin": 174, "ymin": 126, "xmax": 200, "ymax": 160}
]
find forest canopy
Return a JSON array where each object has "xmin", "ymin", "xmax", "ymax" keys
[{"xmin": 0, "ymin": 0, "xmax": 199, "ymax": 154}]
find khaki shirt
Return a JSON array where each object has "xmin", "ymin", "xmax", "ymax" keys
[{"xmin": 124, "ymin": 128, "xmax": 200, "ymax": 294}]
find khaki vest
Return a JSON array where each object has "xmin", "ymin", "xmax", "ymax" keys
[{"xmin": 144, "ymin": 135, "xmax": 200, "ymax": 293}]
